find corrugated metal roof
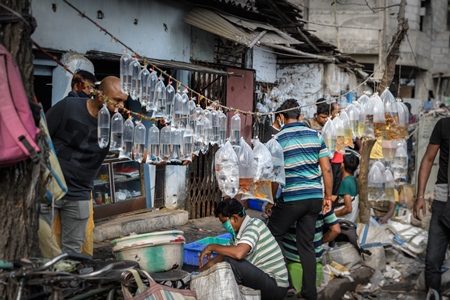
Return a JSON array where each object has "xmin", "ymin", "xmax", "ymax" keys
[
  {"xmin": 184, "ymin": 8, "xmax": 302, "ymax": 47},
  {"xmin": 218, "ymin": 0, "xmax": 256, "ymax": 10},
  {"xmin": 85, "ymin": 50, "xmax": 242, "ymax": 77}
]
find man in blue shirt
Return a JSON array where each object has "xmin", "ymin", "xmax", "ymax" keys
[{"xmin": 265, "ymin": 99, "xmax": 333, "ymax": 300}]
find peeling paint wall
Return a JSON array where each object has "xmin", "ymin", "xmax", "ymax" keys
[
  {"xmin": 275, "ymin": 63, "xmax": 323, "ymax": 118},
  {"xmin": 274, "ymin": 63, "xmax": 361, "ymax": 118}
]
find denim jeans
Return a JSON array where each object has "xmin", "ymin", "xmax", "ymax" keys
[
  {"xmin": 40, "ymin": 200, "xmax": 90, "ymax": 254},
  {"xmin": 223, "ymin": 257, "xmax": 288, "ymax": 300},
  {"xmin": 268, "ymin": 198, "xmax": 323, "ymax": 300},
  {"xmin": 425, "ymin": 200, "xmax": 450, "ymax": 296}
]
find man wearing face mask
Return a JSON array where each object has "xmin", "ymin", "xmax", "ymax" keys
[
  {"xmin": 198, "ymin": 198, "xmax": 289, "ymax": 300},
  {"xmin": 261, "ymin": 107, "xmax": 283, "ymax": 143}
]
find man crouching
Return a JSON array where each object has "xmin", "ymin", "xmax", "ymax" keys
[{"xmin": 199, "ymin": 198, "xmax": 288, "ymax": 300}]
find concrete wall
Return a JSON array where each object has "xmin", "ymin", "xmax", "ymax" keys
[
  {"xmin": 306, "ymin": 0, "xmax": 449, "ymax": 99},
  {"xmin": 32, "ymin": 0, "xmax": 191, "ymax": 61}
]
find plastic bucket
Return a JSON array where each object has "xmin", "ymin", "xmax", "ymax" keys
[{"xmin": 287, "ymin": 262, "xmax": 323, "ymax": 292}]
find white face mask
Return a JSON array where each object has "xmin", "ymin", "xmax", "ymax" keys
[{"xmin": 278, "ymin": 121, "xmax": 284, "ymax": 129}]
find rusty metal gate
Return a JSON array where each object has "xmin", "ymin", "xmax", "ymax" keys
[
  {"xmin": 185, "ymin": 145, "xmax": 221, "ymax": 219},
  {"xmin": 185, "ymin": 69, "xmax": 226, "ymax": 219}
]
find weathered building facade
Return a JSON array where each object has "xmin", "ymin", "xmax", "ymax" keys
[{"xmin": 305, "ymin": 0, "xmax": 450, "ymax": 104}]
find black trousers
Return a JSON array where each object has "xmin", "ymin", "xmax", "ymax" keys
[
  {"xmin": 223, "ymin": 257, "xmax": 288, "ymax": 300},
  {"xmin": 267, "ymin": 198, "xmax": 323, "ymax": 300},
  {"xmin": 425, "ymin": 200, "xmax": 450, "ymax": 296},
  {"xmin": 331, "ymin": 162, "xmax": 343, "ymax": 196}
]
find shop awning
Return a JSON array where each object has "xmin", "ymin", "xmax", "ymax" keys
[{"xmin": 183, "ymin": 7, "xmax": 303, "ymax": 48}]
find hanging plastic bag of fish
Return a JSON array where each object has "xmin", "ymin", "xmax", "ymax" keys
[
  {"xmin": 215, "ymin": 141, "xmax": 239, "ymax": 198},
  {"xmin": 146, "ymin": 123, "xmax": 160, "ymax": 164},
  {"xmin": 192, "ymin": 113, "xmax": 205, "ymax": 157},
  {"xmin": 372, "ymin": 93, "xmax": 385, "ymax": 139},
  {"xmin": 181, "ymin": 124, "xmax": 193, "ymax": 163},
  {"xmin": 129, "ymin": 58, "xmax": 141, "ymax": 101},
  {"xmin": 339, "ymin": 110, "xmax": 354, "ymax": 148},
  {"xmin": 201, "ymin": 116, "xmax": 212, "ymax": 155},
  {"xmin": 110, "ymin": 108, "xmax": 124, "ymax": 152},
  {"xmin": 146, "ymin": 70, "xmax": 158, "ymax": 115},
  {"xmin": 170, "ymin": 126, "xmax": 183, "ymax": 164},
  {"xmin": 160, "ymin": 125, "xmax": 172, "ymax": 162},
  {"xmin": 120, "ymin": 51, "xmax": 132, "ymax": 95},
  {"xmin": 265, "ymin": 137, "xmax": 285, "ymax": 186},
  {"xmin": 120, "ymin": 116, "xmax": 134, "ymax": 160},
  {"xmin": 381, "ymin": 89, "xmax": 400, "ymax": 140},
  {"xmin": 252, "ymin": 139, "xmax": 274, "ymax": 204},
  {"xmin": 165, "ymin": 82, "xmax": 176, "ymax": 123},
  {"xmin": 322, "ymin": 118, "xmax": 336, "ymax": 159},
  {"xmin": 139, "ymin": 67, "xmax": 151, "ymax": 108},
  {"xmin": 238, "ymin": 137, "xmax": 255, "ymax": 200},
  {"xmin": 154, "ymin": 77, "xmax": 166, "ymax": 119},
  {"xmin": 133, "ymin": 121, "xmax": 146, "ymax": 163}
]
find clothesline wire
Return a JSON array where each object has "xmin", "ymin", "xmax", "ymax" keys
[{"xmin": 60, "ymin": 0, "xmax": 399, "ymax": 118}]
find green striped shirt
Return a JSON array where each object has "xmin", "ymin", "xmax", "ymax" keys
[{"xmin": 234, "ymin": 216, "xmax": 289, "ymax": 287}]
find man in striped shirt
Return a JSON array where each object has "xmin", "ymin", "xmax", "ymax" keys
[
  {"xmin": 199, "ymin": 198, "xmax": 289, "ymax": 300},
  {"xmin": 265, "ymin": 99, "xmax": 333, "ymax": 300}
]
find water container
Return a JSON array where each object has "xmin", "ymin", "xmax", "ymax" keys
[
  {"xmin": 381, "ymin": 89, "xmax": 399, "ymax": 140},
  {"xmin": 322, "ymin": 118, "xmax": 336, "ymax": 158},
  {"xmin": 181, "ymin": 124, "xmax": 193, "ymax": 162},
  {"xmin": 134, "ymin": 122, "xmax": 146, "ymax": 163},
  {"xmin": 381, "ymin": 140, "xmax": 396, "ymax": 162},
  {"xmin": 219, "ymin": 111, "xmax": 227, "ymax": 146},
  {"xmin": 193, "ymin": 115, "xmax": 205, "ymax": 156},
  {"xmin": 146, "ymin": 71, "xmax": 158, "ymax": 113},
  {"xmin": 396, "ymin": 101, "xmax": 408, "ymax": 139},
  {"xmin": 202, "ymin": 117, "xmax": 212, "ymax": 154},
  {"xmin": 368, "ymin": 165, "xmax": 384, "ymax": 201},
  {"xmin": 362, "ymin": 95, "xmax": 375, "ymax": 138},
  {"xmin": 160, "ymin": 125, "xmax": 172, "ymax": 162},
  {"xmin": 332, "ymin": 116, "xmax": 345, "ymax": 154},
  {"xmin": 392, "ymin": 146, "xmax": 407, "ymax": 180},
  {"xmin": 98, "ymin": 104, "xmax": 110, "ymax": 148},
  {"xmin": 372, "ymin": 94, "xmax": 385, "ymax": 139},
  {"xmin": 129, "ymin": 58, "xmax": 141, "ymax": 100},
  {"xmin": 121, "ymin": 117, "xmax": 134, "ymax": 160},
  {"xmin": 383, "ymin": 170, "xmax": 395, "ymax": 202},
  {"xmin": 211, "ymin": 110, "xmax": 220, "ymax": 145},
  {"xmin": 188, "ymin": 99, "xmax": 197, "ymax": 131},
  {"xmin": 139, "ymin": 67, "xmax": 151, "ymax": 107},
  {"xmin": 372, "ymin": 160, "xmax": 386, "ymax": 176},
  {"xmin": 154, "ymin": 78, "xmax": 166, "ymax": 118},
  {"xmin": 170, "ymin": 126, "xmax": 183, "ymax": 163},
  {"xmin": 230, "ymin": 114, "xmax": 241, "ymax": 146},
  {"xmin": 181, "ymin": 90, "xmax": 190, "ymax": 127},
  {"xmin": 165, "ymin": 83, "xmax": 176, "ymax": 123},
  {"xmin": 339, "ymin": 110, "xmax": 353, "ymax": 147},
  {"xmin": 346, "ymin": 103, "xmax": 360, "ymax": 138},
  {"xmin": 173, "ymin": 91, "xmax": 184, "ymax": 127},
  {"xmin": 120, "ymin": 52, "xmax": 132, "ymax": 94},
  {"xmin": 147, "ymin": 124, "xmax": 160, "ymax": 163},
  {"xmin": 358, "ymin": 93, "xmax": 370, "ymax": 107},
  {"xmin": 110, "ymin": 110, "xmax": 124, "ymax": 152}
]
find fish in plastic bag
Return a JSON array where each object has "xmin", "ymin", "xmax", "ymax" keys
[
  {"xmin": 252, "ymin": 139, "xmax": 274, "ymax": 182},
  {"xmin": 238, "ymin": 137, "xmax": 255, "ymax": 200},
  {"xmin": 215, "ymin": 141, "xmax": 239, "ymax": 198},
  {"xmin": 265, "ymin": 137, "xmax": 285, "ymax": 186}
]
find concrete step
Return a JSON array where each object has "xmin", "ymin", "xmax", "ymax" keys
[{"xmin": 94, "ymin": 208, "xmax": 188, "ymax": 243}]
